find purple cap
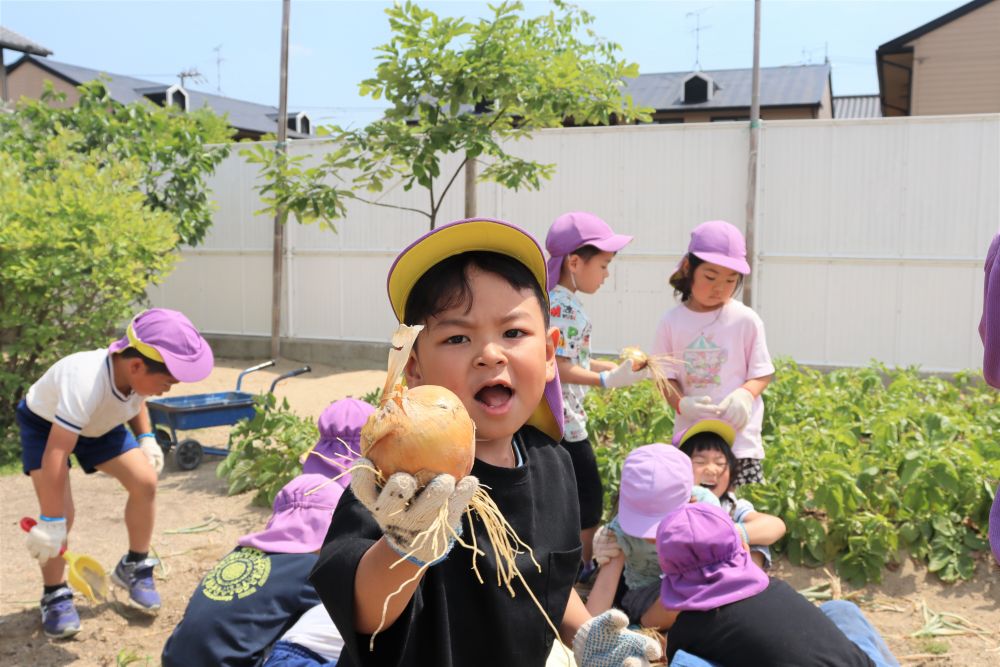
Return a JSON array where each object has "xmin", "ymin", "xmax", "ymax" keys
[
  {"xmin": 672, "ymin": 221, "xmax": 751, "ymax": 283},
  {"xmin": 657, "ymin": 503, "xmax": 769, "ymax": 611},
  {"xmin": 108, "ymin": 308, "xmax": 214, "ymax": 383},
  {"xmin": 545, "ymin": 212, "xmax": 633, "ymax": 292},
  {"xmin": 302, "ymin": 398, "xmax": 375, "ymax": 488},
  {"xmin": 237, "ymin": 474, "xmax": 342, "ymax": 554},
  {"xmin": 617, "ymin": 443, "xmax": 693, "ymax": 538}
]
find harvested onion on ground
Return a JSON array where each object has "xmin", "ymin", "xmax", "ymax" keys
[
  {"xmin": 620, "ymin": 346, "xmax": 679, "ymax": 399},
  {"xmin": 360, "ymin": 323, "xmax": 566, "ymax": 651}
]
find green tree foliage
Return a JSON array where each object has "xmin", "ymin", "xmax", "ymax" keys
[
  {"xmin": 585, "ymin": 360, "xmax": 999, "ymax": 585},
  {"xmin": 244, "ymin": 0, "xmax": 650, "ymax": 230},
  {"xmin": 0, "ymin": 80, "xmax": 232, "ymax": 247},
  {"xmin": 0, "ymin": 132, "xmax": 179, "ymax": 463}
]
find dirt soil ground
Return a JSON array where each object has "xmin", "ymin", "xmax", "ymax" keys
[{"xmin": 1, "ymin": 358, "xmax": 998, "ymax": 666}]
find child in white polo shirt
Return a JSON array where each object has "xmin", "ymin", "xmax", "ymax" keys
[{"xmin": 16, "ymin": 308, "xmax": 213, "ymax": 638}]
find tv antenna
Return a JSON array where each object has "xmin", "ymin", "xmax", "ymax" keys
[
  {"xmin": 686, "ymin": 9, "xmax": 711, "ymax": 71},
  {"xmin": 177, "ymin": 67, "xmax": 206, "ymax": 88},
  {"xmin": 213, "ymin": 44, "xmax": 225, "ymax": 93}
]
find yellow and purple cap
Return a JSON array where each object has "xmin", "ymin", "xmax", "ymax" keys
[
  {"xmin": 108, "ymin": 308, "xmax": 214, "ymax": 383},
  {"xmin": 386, "ymin": 217, "xmax": 563, "ymax": 441},
  {"xmin": 673, "ymin": 419, "xmax": 736, "ymax": 448}
]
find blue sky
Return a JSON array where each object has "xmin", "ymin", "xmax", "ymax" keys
[{"xmin": 2, "ymin": 0, "xmax": 969, "ymax": 127}]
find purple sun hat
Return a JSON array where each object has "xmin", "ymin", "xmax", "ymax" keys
[
  {"xmin": 617, "ymin": 443, "xmax": 693, "ymax": 539},
  {"xmin": 385, "ymin": 217, "xmax": 564, "ymax": 441},
  {"xmin": 237, "ymin": 474, "xmax": 342, "ymax": 554},
  {"xmin": 671, "ymin": 221, "xmax": 751, "ymax": 284},
  {"xmin": 544, "ymin": 212, "xmax": 633, "ymax": 292},
  {"xmin": 301, "ymin": 398, "xmax": 375, "ymax": 487},
  {"xmin": 108, "ymin": 308, "xmax": 214, "ymax": 383},
  {"xmin": 657, "ymin": 503, "xmax": 769, "ymax": 612}
]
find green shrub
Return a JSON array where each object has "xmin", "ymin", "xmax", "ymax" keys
[
  {"xmin": 584, "ymin": 359, "xmax": 999, "ymax": 584},
  {"xmin": 217, "ymin": 394, "xmax": 319, "ymax": 507},
  {"xmin": 0, "ymin": 132, "xmax": 178, "ymax": 466}
]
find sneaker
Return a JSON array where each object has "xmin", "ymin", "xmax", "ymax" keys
[
  {"xmin": 40, "ymin": 586, "xmax": 81, "ymax": 639},
  {"xmin": 111, "ymin": 556, "xmax": 161, "ymax": 614}
]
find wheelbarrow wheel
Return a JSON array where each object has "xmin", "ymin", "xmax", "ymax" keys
[{"xmin": 174, "ymin": 439, "xmax": 204, "ymax": 471}]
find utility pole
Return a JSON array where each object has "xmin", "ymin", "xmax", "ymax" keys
[
  {"xmin": 271, "ymin": 0, "xmax": 291, "ymax": 359},
  {"xmin": 464, "ymin": 155, "xmax": 477, "ymax": 218},
  {"xmin": 744, "ymin": 0, "xmax": 761, "ymax": 308}
]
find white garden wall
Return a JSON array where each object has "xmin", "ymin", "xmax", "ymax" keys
[{"xmin": 149, "ymin": 113, "xmax": 1000, "ymax": 372}]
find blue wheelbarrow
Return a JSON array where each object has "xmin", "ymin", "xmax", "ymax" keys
[{"xmin": 147, "ymin": 360, "xmax": 311, "ymax": 471}]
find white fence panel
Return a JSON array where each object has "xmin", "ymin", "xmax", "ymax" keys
[{"xmin": 149, "ymin": 114, "xmax": 1000, "ymax": 372}]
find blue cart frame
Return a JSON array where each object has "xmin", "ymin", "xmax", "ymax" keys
[{"xmin": 147, "ymin": 360, "xmax": 311, "ymax": 470}]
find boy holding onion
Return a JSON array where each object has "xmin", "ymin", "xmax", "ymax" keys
[{"xmin": 310, "ymin": 218, "xmax": 661, "ymax": 667}]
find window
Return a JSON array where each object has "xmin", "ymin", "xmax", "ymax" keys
[{"xmin": 685, "ymin": 76, "xmax": 709, "ymax": 103}]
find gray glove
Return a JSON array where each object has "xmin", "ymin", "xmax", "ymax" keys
[
  {"xmin": 139, "ymin": 437, "xmax": 164, "ymax": 475},
  {"xmin": 26, "ymin": 517, "xmax": 66, "ymax": 565},
  {"xmin": 600, "ymin": 361, "xmax": 650, "ymax": 389},
  {"xmin": 718, "ymin": 388, "xmax": 754, "ymax": 431},
  {"xmin": 678, "ymin": 395, "xmax": 721, "ymax": 420},
  {"xmin": 351, "ymin": 457, "xmax": 479, "ymax": 566},
  {"xmin": 573, "ymin": 609, "xmax": 662, "ymax": 667}
]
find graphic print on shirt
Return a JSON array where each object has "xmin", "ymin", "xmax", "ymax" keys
[
  {"xmin": 683, "ymin": 335, "xmax": 728, "ymax": 389},
  {"xmin": 201, "ymin": 548, "xmax": 272, "ymax": 601},
  {"xmin": 551, "ymin": 301, "xmax": 591, "ymax": 366}
]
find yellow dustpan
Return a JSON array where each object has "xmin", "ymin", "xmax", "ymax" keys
[{"xmin": 20, "ymin": 517, "xmax": 109, "ymax": 602}]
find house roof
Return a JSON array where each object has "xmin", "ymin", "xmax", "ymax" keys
[
  {"xmin": 833, "ymin": 95, "xmax": 883, "ymax": 119},
  {"xmin": 624, "ymin": 64, "xmax": 831, "ymax": 112},
  {"xmin": 6, "ymin": 54, "xmax": 307, "ymax": 137},
  {"xmin": 0, "ymin": 26, "xmax": 52, "ymax": 56},
  {"xmin": 877, "ymin": 0, "xmax": 995, "ymax": 54}
]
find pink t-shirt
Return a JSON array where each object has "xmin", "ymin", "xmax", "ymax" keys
[{"xmin": 652, "ymin": 300, "xmax": 774, "ymax": 460}]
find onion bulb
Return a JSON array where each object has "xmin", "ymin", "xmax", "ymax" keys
[
  {"xmin": 361, "ymin": 383, "xmax": 475, "ymax": 485},
  {"xmin": 361, "ymin": 323, "xmax": 475, "ymax": 485}
]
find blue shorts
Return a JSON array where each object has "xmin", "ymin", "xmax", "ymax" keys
[{"xmin": 16, "ymin": 399, "xmax": 139, "ymax": 475}]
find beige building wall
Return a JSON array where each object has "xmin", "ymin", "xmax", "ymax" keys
[
  {"xmin": 817, "ymin": 78, "xmax": 833, "ymax": 119},
  {"xmin": 910, "ymin": 0, "xmax": 1000, "ymax": 115},
  {"xmin": 6, "ymin": 61, "xmax": 80, "ymax": 107}
]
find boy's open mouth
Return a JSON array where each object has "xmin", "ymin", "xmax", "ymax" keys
[
  {"xmin": 475, "ymin": 383, "xmax": 513, "ymax": 408},
  {"xmin": 699, "ymin": 482, "xmax": 717, "ymax": 491}
]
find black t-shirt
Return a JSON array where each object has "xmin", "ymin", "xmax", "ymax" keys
[
  {"xmin": 161, "ymin": 548, "xmax": 321, "ymax": 667},
  {"xmin": 310, "ymin": 426, "xmax": 582, "ymax": 667},
  {"xmin": 666, "ymin": 579, "xmax": 875, "ymax": 667}
]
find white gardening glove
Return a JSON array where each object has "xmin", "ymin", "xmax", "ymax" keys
[
  {"xmin": 600, "ymin": 361, "xmax": 650, "ymax": 389},
  {"xmin": 573, "ymin": 609, "xmax": 662, "ymax": 667},
  {"xmin": 678, "ymin": 395, "xmax": 721, "ymax": 420},
  {"xmin": 26, "ymin": 517, "xmax": 66, "ymax": 565},
  {"xmin": 350, "ymin": 457, "xmax": 479, "ymax": 567},
  {"xmin": 717, "ymin": 387, "xmax": 754, "ymax": 431},
  {"xmin": 592, "ymin": 525, "xmax": 622, "ymax": 567},
  {"xmin": 139, "ymin": 436, "xmax": 164, "ymax": 475}
]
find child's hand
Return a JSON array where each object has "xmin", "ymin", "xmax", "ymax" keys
[
  {"xmin": 350, "ymin": 458, "xmax": 479, "ymax": 567},
  {"xmin": 600, "ymin": 361, "xmax": 650, "ymax": 389},
  {"xmin": 718, "ymin": 388, "xmax": 754, "ymax": 430},
  {"xmin": 678, "ymin": 395, "xmax": 720, "ymax": 420},
  {"xmin": 25, "ymin": 517, "xmax": 66, "ymax": 564},
  {"xmin": 592, "ymin": 525, "xmax": 622, "ymax": 566},
  {"xmin": 573, "ymin": 609, "xmax": 662, "ymax": 667},
  {"xmin": 139, "ymin": 437, "xmax": 164, "ymax": 475}
]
